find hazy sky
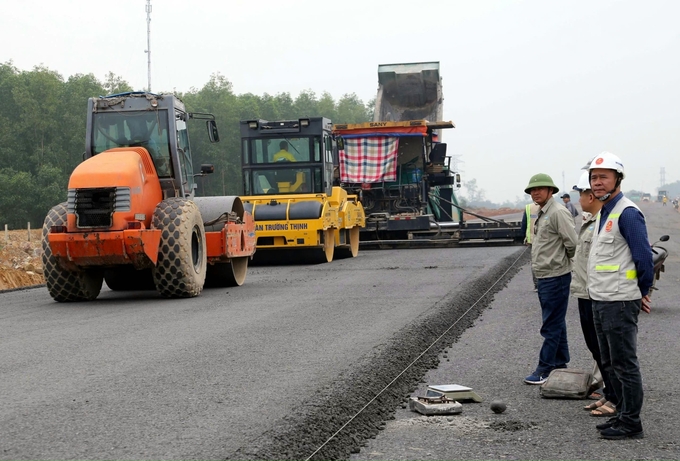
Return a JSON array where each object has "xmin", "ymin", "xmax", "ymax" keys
[{"xmin": 2, "ymin": 0, "xmax": 678, "ymax": 203}]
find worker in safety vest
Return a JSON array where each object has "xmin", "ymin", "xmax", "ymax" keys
[
  {"xmin": 521, "ymin": 202, "xmax": 540, "ymax": 290},
  {"xmin": 587, "ymin": 151, "xmax": 653, "ymax": 440},
  {"xmin": 272, "ymin": 141, "xmax": 296, "ymax": 162},
  {"xmin": 571, "ymin": 170, "xmax": 617, "ymax": 417}
]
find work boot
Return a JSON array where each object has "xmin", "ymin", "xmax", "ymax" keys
[
  {"xmin": 596, "ymin": 416, "xmax": 619, "ymax": 431},
  {"xmin": 599, "ymin": 423, "xmax": 644, "ymax": 440}
]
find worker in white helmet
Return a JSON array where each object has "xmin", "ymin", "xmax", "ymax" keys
[
  {"xmin": 571, "ymin": 170, "xmax": 617, "ymax": 417},
  {"xmin": 587, "ymin": 151, "xmax": 653, "ymax": 440}
]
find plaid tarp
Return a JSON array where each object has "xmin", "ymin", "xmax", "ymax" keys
[{"xmin": 339, "ymin": 136, "xmax": 399, "ymax": 183}]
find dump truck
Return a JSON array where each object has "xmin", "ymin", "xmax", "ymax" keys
[
  {"xmin": 42, "ymin": 92, "xmax": 256, "ymax": 302},
  {"xmin": 239, "ymin": 117, "xmax": 365, "ymax": 263},
  {"xmin": 374, "ymin": 61, "xmax": 443, "ymax": 124},
  {"xmin": 332, "ymin": 62, "xmax": 523, "ymax": 248}
]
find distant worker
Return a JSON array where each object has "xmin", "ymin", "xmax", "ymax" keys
[
  {"xmin": 520, "ymin": 201, "xmax": 540, "ymax": 291},
  {"xmin": 561, "ymin": 193, "xmax": 579, "ymax": 220},
  {"xmin": 662, "ymin": 195, "xmax": 667, "ymax": 206},
  {"xmin": 571, "ymin": 170, "xmax": 618, "ymax": 418},
  {"xmin": 272, "ymin": 141, "xmax": 296, "ymax": 162},
  {"xmin": 522, "ymin": 173, "xmax": 577, "ymax": 385},
  {"xmin": 587, "ymin": 151, "xmax": 653, "ymax": 440}
]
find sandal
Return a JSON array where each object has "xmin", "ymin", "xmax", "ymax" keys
[
  {"xmin": 584, "ymin": 397, "xmax": 607, "ymax": 411},
  {"xmin": 590, "ymin": 401, "xmax": 616, "ymax": 417}
]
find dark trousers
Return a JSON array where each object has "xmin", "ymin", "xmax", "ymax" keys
[
  {"xmin": 592, "ymin": 299, "xmax": 644, "ymax": 428},
  {"xmin": 535, "ymin": 273, "xmax": 571, "ymax": 374},
  {"xmin": 577, "ymin": 297, "xmax": 617, "ymax": 405}
]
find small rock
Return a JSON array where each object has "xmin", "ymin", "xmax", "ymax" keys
[{"xmin": 490, "ymin": 400, "xmax": 507, "ymax": 414}]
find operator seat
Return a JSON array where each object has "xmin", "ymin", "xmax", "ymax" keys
[{"xmin": 429, "ymin": 143, "xmax": 447, "ymax": 164}]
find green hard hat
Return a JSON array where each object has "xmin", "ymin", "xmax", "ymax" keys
[{"xmin": 524, "ymin": 173, "xmax": 559, "ymax": 195}]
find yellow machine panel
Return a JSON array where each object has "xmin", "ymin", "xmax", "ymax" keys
[{"xmin": 243, "ymin": 187, "xmax": 365, "ymax": 263}]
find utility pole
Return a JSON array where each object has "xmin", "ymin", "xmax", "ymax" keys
[
  {"xmin": 145, "ymin": 0, "xmax": 152, "ymax": 92},
  {"xmin": 660, "ymin": 166, "xmax": 666, "ymax": 188},
  {"xmin": 449, "ymin": 154, "xmax": 463, "ymax": 174}
]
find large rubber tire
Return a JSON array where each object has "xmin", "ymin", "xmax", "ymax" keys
[
  {"xmin": 42, "ymin": 203, "xmax": 103, "ymax": 302},
  {"xmin": 335, "ymin": 227, "xmax": 360, "ymax": 259},
  {"xmin": 152, "ymin": 198, "xmax": 207, "ymax": 298},
  {"xmin": 104, "ymin": 267, "xmax": 155, "ymax": 291},
  {"xmin": 205, "ymin": 257, "xmax": 249, "ymax": 287}
]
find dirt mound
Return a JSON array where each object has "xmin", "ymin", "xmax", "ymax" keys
[
  {"xmin": 0, "ymin": 229, "xmax": 44, "ymax": 291},
  {"xmin": 462, "ymin": 207, "xmax": 522, "ymax": 221}
]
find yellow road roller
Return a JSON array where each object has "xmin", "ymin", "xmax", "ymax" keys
[{"xmin": 240, "ymin": 117, "xmax": 365, "ymax": 263}]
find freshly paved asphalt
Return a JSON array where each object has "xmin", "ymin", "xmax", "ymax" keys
[
  {"xmin": 1, "ymin": 201, "xmax": 676, "ymax": 460},
  {"xmin": 1, "ymin": 237, "xmax": 523, "ymax": 460}
]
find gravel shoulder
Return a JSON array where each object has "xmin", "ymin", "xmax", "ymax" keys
[{"xmin": 351, "ymin": 202, "xmax": 680, "ymax": 461}]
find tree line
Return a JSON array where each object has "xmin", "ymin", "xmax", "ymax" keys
[{"xmin": 0, "ymin": 62, "xmax": 373, "ymax": 228}]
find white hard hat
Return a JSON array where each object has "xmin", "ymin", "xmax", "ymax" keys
[
  {"xmin": 588, "ymin": 151, "xmax": 625, "ymax": 179},
  {"xmin": 572, "ymin": 171, "xmax": 591, "ymax": 192}
]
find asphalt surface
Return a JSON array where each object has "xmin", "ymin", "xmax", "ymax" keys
[
  {"xmin": 352, "ymin": 201, "xmax": 680, "ymax": 460},
  {"xmin": 1, "ymin": 202, "xmax": 677, "ymax": 460},
  {"xmin": 1, "ymin": 239, "xmax": 524, "ymax": 460}
]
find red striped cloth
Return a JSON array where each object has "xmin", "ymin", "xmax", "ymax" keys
[{"xmin": 339, "ymin": 137, "xmax": 399, "ymax": 183}]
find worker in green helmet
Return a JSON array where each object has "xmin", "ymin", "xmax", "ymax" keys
[{"xmin": 522, "ymin": 173, "xmax": 578, "ymax": 386}]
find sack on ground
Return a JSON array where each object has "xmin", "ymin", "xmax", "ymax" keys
[{"xmin": 539, "ymin": 369, "xmax": 593, "ymax": 399}]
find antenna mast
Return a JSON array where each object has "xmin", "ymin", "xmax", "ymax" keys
[{"xmin": 145, "ymin": 0, "xmax": 152, "ymax": 92}]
